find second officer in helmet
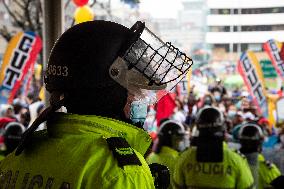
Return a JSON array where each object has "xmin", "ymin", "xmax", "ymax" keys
[
  {"xmin": 173, "ymin": 106, "xmax": 254, "ymax": 188},
  {"xmin": 147, "ymin": 119, "xmax": 189, "ymax": 188},
  {"xmin": 238, "ymin": 123, "xmax": 283, "ymax": 189}
]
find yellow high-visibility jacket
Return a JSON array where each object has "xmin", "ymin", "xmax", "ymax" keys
[
  {"xmin": 0, "ymin": 113, "xmax": 155, "ymax": 188},
  {"xmin": 173, "ymin": 144, "xmax": 254, "ymax": 189},
  {"xmin": 258, "ymin": 154, "xmax": 281, "ymax": 189},
  {"xmin": 147, "ymin": 146, "xmax": 179, "ymax": 188}
]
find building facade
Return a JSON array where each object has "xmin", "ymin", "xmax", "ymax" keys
[
  {"xmin": 206, "ymin": 0, "xmax": 284, "ymax": 61},
  {"xmin": 145, "ymin": 0, "xmax": 208, "ymax": 68}
]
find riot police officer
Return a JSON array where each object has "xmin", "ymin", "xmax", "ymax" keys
[
  {"xmin": 0, "ymin": 21, "xmax": 192, "ymax": 188},
  {"xmin": 0, "ymin": 122, "xmax": 25, "ymax": 160},
  {"xmin": 239, "ymin": 123, "xmax": 283, "ymax": 189},
  {"xmin": 173, "ymin": 106, "xmax": 254, "ymax": 188},
  {"xmin": 147, "ymin": 119, "xmax": 189, "ymax": 188}
]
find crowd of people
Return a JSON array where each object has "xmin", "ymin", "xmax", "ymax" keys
[
  {"xmin": 1, "ymin": 78, "xmax": 284, "ymax": 188},
  {"xmin": 0, "ymin": 20, "xmax": 284, "ymax": 188},
  {"xmin": 0, "ymin": 93, "xmax": 44, "ymax": 157},
  {"xmin": 143, "ymin": 78, "xmax": 284, "ymax": 188}
]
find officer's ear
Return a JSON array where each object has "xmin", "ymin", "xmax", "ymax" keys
[{"xmin": 270, "ymin": 175, "xmax": 284, "ymax": 189}]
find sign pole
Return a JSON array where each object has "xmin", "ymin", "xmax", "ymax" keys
[{"xmin": 42, "ymin": 0, "xmax": 64, "ymax": 106}]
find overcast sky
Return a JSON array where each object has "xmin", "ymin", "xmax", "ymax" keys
[{"xmin": 139, "ymin": 0, "xmax": 183, "ymax": 18}]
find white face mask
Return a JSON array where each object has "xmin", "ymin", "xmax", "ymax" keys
[
  {"xmin": 227, "ymin": 110, "xmax": 237, "ymax": 118},
  {"xmin": 177, "ymin": 133, "xmax": 190, "ymax": 152},
  {"xmin": 178, "ymin": 141, "xmax": 187, "ymax": 152}
]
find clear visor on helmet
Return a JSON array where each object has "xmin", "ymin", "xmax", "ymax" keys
[{"xmin": 109, "ymin": 23, "xmax": 193, "ymax": 104}]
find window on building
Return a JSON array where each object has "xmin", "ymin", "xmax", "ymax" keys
[
  {"xmin": 233, "ymin": 26, "xmax": 238, "ymax": 32},
  {"xmin": 234, "ymin": 9, "xmax": 239, "ymax": 14},
  {"xmin": 211, "ymin": 25, "xmax": 284, "ymax": 32},
  {"xmin": 213, "ymin": 44, "xmax": 261, "ymax": 53},
  {"xmin": 210, "ymin": 26, "xmax": 219, "ymax": 32},
  {"xmin": 220, "ymin": 9, "xmax": 230, "ymax": 14},
  {"xmin": 241, "ymin": 44, "xmax": 248, "ymax": 52},
  {"xmin": 272, "ymin": 25, "xmax": 284, "ymax": 30},
  {"xmin": 233, "ymin": 44, "xmax": 238, "ymax": 52},
  {"xmin": 248, "ymin": 43, "xmax": 262, "ymax": 52},
  {"xmin": 211, "ymin": 7, "xmax": 284, "ymax": 15},
  {"xmin": 241, "ymin": 7, "xmax": 284, "ymax": 14},
  {"xmin": 210, "ymin": 9, "xmax": 218, "ymax": 14},
  {"xmin": 241, "ymin": 25, "xmax": 284, "ymax": 31},
  {"xmin": 210, "ymin": 26, "xmax": 231, "ymax": 32},
  {"xmin": 213, "ymin": 44, "xmax": 230, "ymax": 52},
  {"xmin": 224, "ymin": 26, "xmax": 230, "ymax": 32}
]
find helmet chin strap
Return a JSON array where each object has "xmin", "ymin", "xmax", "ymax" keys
[{"xmin": 15, "ymin": 92, "xmax": 65, "ymax": 156}]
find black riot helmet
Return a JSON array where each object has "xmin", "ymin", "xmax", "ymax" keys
[
  {"xmin": 158, "ymin": 120, "xmax": 186, "ymax": 140},
  {"xmin": 45, "ymin": 21, "xmax": 137, "ymax": 92},
  {"xmin": 155, "ymin": 120, "xmax": 188, "ymax": 152},
  {"xmin": 195, "ymin": 106, "xmax": 225, "ymax": 135},
  {"xmin": 45, "ymin": 21, "xmax": 140, "ymax": 116},
  {"xmin": 4, "ymin": 122, "xmax": 25, "ymax": 155},
  {"xmin": 239, "ymin": 123, "xmax": 264, "ymax": 153}
]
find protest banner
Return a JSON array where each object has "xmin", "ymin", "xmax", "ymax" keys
[
  {"xmin": 276, "ymin": 97, "xmax": 284, "ymax": 122},
  {"xmin": 263, "ymin": 39, "xmax": 284, "ymax": 80},
  {"xmin": 178, "ymin": 67, "xmax": 192, "ymax": 96},
  {"xmin": 0, "ymin": 32, "xmax": 42, "ymax": 104},
  {"xmin": 237, "ymin": 51, "xmax": 268, "ymax": 117}
]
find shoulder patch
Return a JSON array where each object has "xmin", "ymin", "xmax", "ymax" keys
[
  {"xmin": 106, "ymin": 137, "xmax": 142, "ymax": 168},
  {"xmin": 264, "ymin": 160, "xmax": 273, "ymax": 169},
  {"xmin": 234, "ymin": 150, "xmax": 246, "ymax": 159}
]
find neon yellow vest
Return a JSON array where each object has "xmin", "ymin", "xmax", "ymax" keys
[
  {"xmin": 173, "ymin": 144, "xmax": 254, "ymax": 189},
  {"xmin": 146, "ymin": 146, "xmax": 179, "ymax": 188},
  {"xmin": 258, "ymin": 154, "xmax": 281, "ymax": 189},
  {"xmin": 0, "ymin": 113, "xmax": 155, "ymax": 188},
  {"xmin": 0, "ymin": 154, "xmax": 5, "ymax": 161}
]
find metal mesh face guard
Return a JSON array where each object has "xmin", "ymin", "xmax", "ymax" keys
[
  {"xmin": 124, "ymin": 27, "xmax": 192, "ymax": 90},
  {"xmin": 109, "ymin": 23, "xmax": 193, "ymax": 103}
]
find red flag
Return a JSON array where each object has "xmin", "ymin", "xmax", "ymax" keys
[{"xmin": 155, "ymin": 93, "xmax": 176, "ymax": 126}]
